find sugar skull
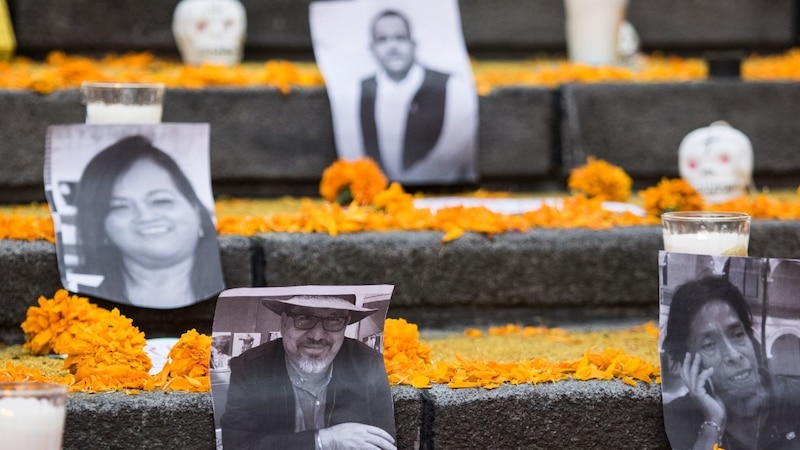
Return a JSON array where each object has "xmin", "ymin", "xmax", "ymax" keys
[
  {"xmin": 172, "ymin": 0, "xmax": 247, "ymax": 66},
  {"xmin": 678, "ymin": 121, "xmax": 753, "ymax": 204}
]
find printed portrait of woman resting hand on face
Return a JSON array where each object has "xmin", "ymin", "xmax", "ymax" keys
[{"xmin": 661, "ymin": 275, "xmax": 800, "ymax": 450}]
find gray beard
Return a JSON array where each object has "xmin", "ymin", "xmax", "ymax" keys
[{"xmin": 297, "ymin": 357, "xmax": 331, "ymax": 374}]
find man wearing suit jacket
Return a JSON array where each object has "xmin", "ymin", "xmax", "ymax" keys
[
  {"xmin": 360, "ymin": 9, "xmax": 478, "ymax": 185},
  {"xmin": 221, "ymin": 295, "xmax": 397, "ymax": 449}
]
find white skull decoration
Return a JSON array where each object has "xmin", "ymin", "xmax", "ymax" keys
[
  {"xmin": 678, "ymin": 121, "xmax": 754, "ymax": 204},
  {"xmin": 172, "ymin": 0, "xmax": 247, "ymax": 66}
]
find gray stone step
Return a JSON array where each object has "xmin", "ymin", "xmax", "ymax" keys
[
  {"xmin": 61, "ymin": 382, "xmax": 668, "ymax": 450},
  {"xmin": 561, "ymin": 82, "xmax": 800, "ymax": 188},
  {"xmin": 4, "ymin": 81, "xmax": 800, "ymax": 203},
  {"xmin": 0, "ymin": 86, "xmax": 555, "ymax": 203},
  {"xmin": 57, "ymin": 381, "xmax": 669, "ymax": 450},
  {"xmin": 9, "ymin": 0, "xmax": 798, "ymax": 59},
  {"xmin": 3, "ymin": 221, "xmax": 800, "ymax": 343}
]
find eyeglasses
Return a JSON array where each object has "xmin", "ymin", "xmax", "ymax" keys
[{"xmin": 287, "ymin": 313, "xmax": 349, "ymax": 332}]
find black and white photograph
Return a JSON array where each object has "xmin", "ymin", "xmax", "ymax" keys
[
  {"xmin": 310, "ymin": 0, "xmax": 479, "ymax": 186},
  {"xmin": 659, "ymin": 251, "xmax": 800, "ymax": 450},
  {"xmin": 232, "ymin": 332, "xmax": 260, "ymax": 357},
  {"xmin": 44, "ymin": 123, "xmax": 225, "ymax": 309},
  {"xmin": 210, "ymin": 285, "xmax": 396, "ymax": 450},
  {"xmin": 211, "ymin": 332, "xmax": 234, "ymax": 370}
]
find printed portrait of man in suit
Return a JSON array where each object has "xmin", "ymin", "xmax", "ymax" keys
[{"xmin": 311, "ymin": 0, "xmax": 479, "ymax": 187}]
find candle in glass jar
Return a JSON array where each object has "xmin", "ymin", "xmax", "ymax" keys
[
  {"xmin": 80, "ymin": 82, "xmax": 165, "ymax": 125},
  {"xmin": 0, "ymin": 396, "xmax": 66, "ymax": 450},
  {"xmin": 661, "ymin": 211, "xmax": 751, "ymax": 256},
  {"xmin": 85, "ymin": 103, "xmax": 163, "ymax": 124},
  {"xmin": 662, "ymin": 231, "xmax": 749, "ymax": 256},
  {"xmin": 564, "ymin": 0, "xmax": 628, "ymax": 66}
]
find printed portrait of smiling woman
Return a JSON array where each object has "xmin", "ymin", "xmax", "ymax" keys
[{"xmin": 70, "ymin": 133, "xmax": 224, "ymax": 309}]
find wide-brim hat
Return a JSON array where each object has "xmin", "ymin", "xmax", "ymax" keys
[{"xmin": 261, "ymin": 294, "xmax": 378, "ymax": 324}]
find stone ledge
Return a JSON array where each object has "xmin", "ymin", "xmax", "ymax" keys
[
  {"xmin": 625, "ymin": 0, "xmax": 797, "ymax": 52},
  {"xmin": 9, "ymin": 0, "xmax": 796, "ymax": 59},
  {"xmin": 64, "ymin": 385, "xmax": 422, "ymax": 449},
  {"xmin": 257, "ymin": 228, "xmax": 662, "ymax": 309},
  {"xmin": 424, "ymin": 381, "xmax": 666, "ymax": 449},
  {"xmin": 0, "ymin": 235, "xmax": 258, "ymax": 343},
  {"xmin": 2, "ymin": 221, "xmax": 799, "ymax": 342},
  {"xmin": 0, "ymin": 86, "xmax": 554, "ymax": 203},
  {"xmin": 561, "ymin": 81, "xmax": 800, "ymax": 189},
  {"xmin": 60, "ymin": 382, "xmax": 667, "ymax": 450},
  {"xmin": 5, "ymin": 81, "xmax": 800, "ymax": 201},
  {"xmin": 65, "ymin": 391, "xmax": 215, "ymax": 450}
]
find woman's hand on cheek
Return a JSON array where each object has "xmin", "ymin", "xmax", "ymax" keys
[{"xmin": 681, "ymin": 352, "xmax": 726, "ymax": 425}]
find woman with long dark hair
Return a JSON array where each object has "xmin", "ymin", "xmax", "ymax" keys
[
  {"xmin": 662, "ymin": 276, "xmax": 800, "ymax": 450},
  {"xmin": 72, "ymin": 135, "xmax": 224, "ymax": 309}
]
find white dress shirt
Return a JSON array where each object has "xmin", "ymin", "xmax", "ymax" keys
[{"xmin": 373, "ymin": 63, "xmax": 478, "ymax": 184}]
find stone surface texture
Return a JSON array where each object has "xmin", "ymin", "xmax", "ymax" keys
[
  {"xmin": 60, "ymin": 382, "xmax": 670, "ymax": 450},
  {"xmin": 561, "ymin": 82, "xmax": 800, "ymax": 188},
  {"xmin": 9, "ymin": 0, "xmax": 797, "ymax": 57},
  {"xmin": 0, "ymin": 87, "xmax": 555, "ymax": 201},
  {"xmin": 3, "ymin": 221, "xmax": 800, "ymax": 342},
  {"xmin": 425, "ymin": 382, "xmax": 667, "ymax": 449}
]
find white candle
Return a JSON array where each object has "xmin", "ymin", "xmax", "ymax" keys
[
  {"xmin": 662, "ymin": 231, "xmax": 749, "ymax": 256},
  {"xmin": 0, "ymin": 397, "xmax": 66, "ymax": 450},
  {"xmin": 85, "ymin": 103, "xmax": 163, "ymax": 124},
  {"xmin": 564, "ymin": 0, "xmax": 628, "ymax": 66}
]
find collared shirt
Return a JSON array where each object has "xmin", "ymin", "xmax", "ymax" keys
[
  {"xmin": 371, "ymin": 62, "xmax": 478, "ymax": 184},
  {"xmin": 374, "ymin": 63, "xmax": 426, "ymax": 180},
  {"xmin": 285, "ymin": 358, "xmax": 333, "ymax": 433},
  {"xmin": 337, "ymin": 63, "xmax": 479, "ymax": 185}
]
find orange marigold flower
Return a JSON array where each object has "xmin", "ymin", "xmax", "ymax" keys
[
  {"xmin": 1, "ymin": 51, "xmax": 324, "ymax": 93},
  {"xmin": 11, "ymin": 297, "xmax": 663, "ymax": 392},
  {"xmin": 0, "ymin": 361, "xmax": 74, "ymax": 386},
  {"xmin": 383, "ymin": 318, "xmax": 432, "ymax": 387},
  {"xmin": 0, "ymin": 215, "xmax": 55, "ymax": 242},
  {"xmin": 18, "ymin": 290, "xmax": 213, "ymax": 393},
  {"xmin": 567, "ymin": 156, "xmax": 632, "ymax": 202},
  {"xmin": 21, "ymin": 289, "xmax": 152, "ymax": 392},
  {"xmin": 319, "ymin": 158, "xmax": 388, "ymax": 205},
  {"xmin": 464, "ymin": 328, "xmax": 483, "ymax": 338},
  {"xmin": 639, "ymin": 178, "xmax": 705, "ymax": 217},
  {"xmin": 151, "ymin": 329, "xmax": 212, "ymax": 393}
]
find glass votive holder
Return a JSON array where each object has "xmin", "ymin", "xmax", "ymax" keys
[
  {"xmin": 80, "ymin": 81, "xmax": 165, "ymax": 124},
  {"xmin": 661, "ymin": 211, "xmax": 751, "ymax": 256},
  {"xmin": 0, "ymin": 382, "xmax": 68, "ymax": 450},
  {"xmin": 564, "ymin": 0, "xmax": 629, "ymax": 66}
]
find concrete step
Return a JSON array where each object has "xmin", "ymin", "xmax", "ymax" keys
[
  {"xmin": 561, "ymin": 82, "xmax": 800, "ymax": 189},
  {"xmin": 3, "ymin": 221, "xmax": 800, "ymax": 343},
  {"xmin": 9, "ymin": 0, "xmax": 798, "ymax": 59},
  {"xmin": 3, "ymin": 81, "xmax": 800, "ymax": 203},
  {"xmin": 61, "ymin": 382, "xmax": 667, "ymax": 450},
  {"xmin": 0, "ymin": 86, "xmax": 555, "ymax": 202}
]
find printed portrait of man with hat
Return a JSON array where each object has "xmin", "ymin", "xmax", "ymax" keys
[{"xmin": 220, "ymin": 292, "xmax": 397, "ymax": 450}]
